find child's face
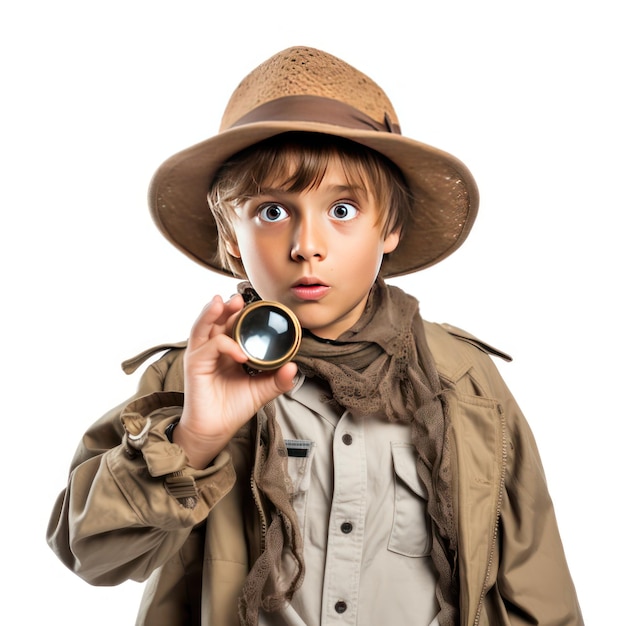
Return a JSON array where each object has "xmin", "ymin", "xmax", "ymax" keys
[{"xmin": 226, "ymin": 156, "xmax": 400, "ymax": 340}]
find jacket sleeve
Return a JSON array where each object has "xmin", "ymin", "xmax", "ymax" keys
[
  {"xmin": 432, "ymin": 323, "xmax": 583, "ymax": 624},
  {"xmin": 465, "ymin": 346, "xmax": 584, "ymax": 625},
  {"xmin": 494, "ymin": 378, "xmax": 584, "ymax": 625},
  {"xmin": 46, "ymin": 348, "xmax": 236, "ymax": 586}
]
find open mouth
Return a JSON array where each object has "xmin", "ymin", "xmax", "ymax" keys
[{"xmin": 291, "ymin": 279, "xmax": 330, "ymax": 300}]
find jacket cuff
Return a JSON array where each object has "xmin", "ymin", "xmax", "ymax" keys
[{"xmin": 118, "ymin": 391, "xmax": 235, "ymax": 511}]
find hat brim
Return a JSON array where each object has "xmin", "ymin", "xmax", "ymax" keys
[{"xmin": 148, "ymin": 121, "xmax": 479, "ymax": 278}]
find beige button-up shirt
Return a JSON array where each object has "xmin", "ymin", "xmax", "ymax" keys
[{"xmin": 260, "ymin": 375, "xmax": 439, "ymax": 625}]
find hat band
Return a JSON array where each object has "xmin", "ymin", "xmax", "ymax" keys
[{"xmin": 228, "ymin": 95, "xmax": 401, "ymax": 135}]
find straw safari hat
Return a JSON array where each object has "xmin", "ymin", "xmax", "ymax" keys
[{"xmin": 148, "ymin": 46, "xmax": 479, "ymax": 278}]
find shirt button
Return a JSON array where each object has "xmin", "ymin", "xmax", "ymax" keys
[
  {"xmin": 335, "ymin": 601, "xmax": 348, "ymax": 614},
  {"xmin": 340, "ymin": 522, "xmax": 353, "ymax": 534},
  {"xmin": 342, "ymin": 433, "xmax": 353, "ymax": 445}
]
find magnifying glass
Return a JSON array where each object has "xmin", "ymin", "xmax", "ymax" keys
[{"xmin": 232, "ymin": 300, "xmax": 302, "ymax": 373}]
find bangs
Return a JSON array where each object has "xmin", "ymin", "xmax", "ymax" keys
[{"xmin": 222, "ymin": 133, "xmax": 374, "ymax": 200}]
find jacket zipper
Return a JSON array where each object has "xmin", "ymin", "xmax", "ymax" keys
[
  {"xmin": 250, "ymin": 471, "xmax": 268, "ymax": 552},
  {"xmin": 473, "ymin": 403, "xmax": 508, "ymax": 626}
]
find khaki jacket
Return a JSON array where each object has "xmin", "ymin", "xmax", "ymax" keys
[{"xmin": 47, "ymin": 322, "xmax": 583, "ymax": 625}]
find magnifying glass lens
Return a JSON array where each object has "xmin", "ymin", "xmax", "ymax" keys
[{"xmin": 233, "ymin": 301, "xmax": 302, "ymax": 371}]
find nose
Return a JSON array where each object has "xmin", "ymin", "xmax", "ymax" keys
[{"xmin": 290, "ymin": 215, "xmax": 326, "ymax": 262}]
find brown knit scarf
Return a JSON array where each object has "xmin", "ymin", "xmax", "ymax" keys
[{"xmin": 238, "ymin": 278, "xmax": 458, "ymax": 625}]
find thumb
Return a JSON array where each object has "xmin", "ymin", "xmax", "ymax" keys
[
  {"xmin": 273, "ymin": 362, "xmax": 299, "ymax": 394},
  {"xmin": 252, "ymin": 361, "xmax": 298, "ymax": 406}
]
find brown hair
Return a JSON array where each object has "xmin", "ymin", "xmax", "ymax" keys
[{"xmin": 208, "ymin": 132, "xmax": 412, "ymax": 277}]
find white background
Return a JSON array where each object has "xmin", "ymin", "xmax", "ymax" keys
[{"xmin": 2, "ymin": 1, "xmax": 623, "ymax": 624}]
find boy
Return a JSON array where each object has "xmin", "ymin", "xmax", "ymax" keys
[{"xmin": 47, "ymin": 46, "xmax": 583, "ymax": 625}]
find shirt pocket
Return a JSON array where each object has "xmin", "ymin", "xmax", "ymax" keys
[
  {"xmin": 388, "ymin": 442, "xmax": 432, "ymax": 557},
  {"xmin": 284, "ymin": 439, "xmax": 315, "ymax": 532}
]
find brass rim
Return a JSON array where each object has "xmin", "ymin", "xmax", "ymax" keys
[{"xmin": 233, "ymin": 300, "xmax": 302, "ymax": 370}]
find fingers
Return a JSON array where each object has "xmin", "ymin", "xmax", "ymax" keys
[
  {"xmin": 184, "ymin": 294, "xmax": 248, "ymax": 380},
  {"xmin": 188, "ymin": 294, "xmax": 244, "ymax": 349}
]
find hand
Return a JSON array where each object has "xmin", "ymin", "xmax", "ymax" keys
[{"xmin": 174, "ymin": 294, "xmax": 297, "ymax": 468}]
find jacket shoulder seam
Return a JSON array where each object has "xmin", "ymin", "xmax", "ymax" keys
[{"xmin": 438, "ymin": 323, "xmax": 512, "ymax": 362}]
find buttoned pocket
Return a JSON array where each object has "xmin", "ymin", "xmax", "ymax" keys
[
  {"xmin": 284, "ymin": 439, "xmax": 315, "ymax": 532},
  {"xmin": 388, "ymin": 442, "xmax": 432, "ymax": 557}
]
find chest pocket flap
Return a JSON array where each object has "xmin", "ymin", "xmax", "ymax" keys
[{"xmin": 389, "ymin": 443, "xmax": 432, "ymax": 557}]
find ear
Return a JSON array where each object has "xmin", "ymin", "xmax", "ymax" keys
[
  {"xmin": 225, "ymin": 239, "xmax": 241, "ymax": 259},
  {"xmin": 382, "ymin": 229, "xmax": 400, "ymax": 254}
]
